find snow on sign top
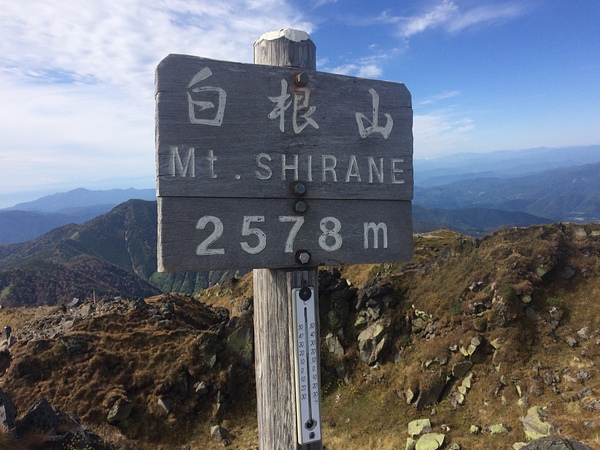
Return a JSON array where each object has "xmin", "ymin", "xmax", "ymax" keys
[{"xmin": 255, "ymin": 29, "xmax": 311, "ymax": 43}]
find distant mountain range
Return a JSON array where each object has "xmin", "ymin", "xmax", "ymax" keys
[
  {"xmin": 414, "ymin": 145, "xmax": 600, "ymax": 186},
  {"xmin": 0, "ymin": 146, "xmax": 599, "ymax": 305},
  {"xmin": 415, "ymin": 162, "xmax": 600, "ymax": 222},
  {"xmin": 4, "ymin": 187, "xmax": 156, "ymax": 213},
  {"xmin": 0, "ymin": 200, "xmax": 242, "ymax": 306},
  {"xmin": 0, "ymin": 188, "xmax": 156, "ymax": 243},
  {"xmin": 3, "ymin": 146, "xmax": 598, "ymax": 244}
]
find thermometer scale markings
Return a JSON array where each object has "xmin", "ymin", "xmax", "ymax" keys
[{"xmin": 292, "ymin": 287, "xmax": 321, "ymax": 444}]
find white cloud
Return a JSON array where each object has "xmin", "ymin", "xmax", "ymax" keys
[
  {"xmin": 0, "ymin": 0, "xmax": 312, "ymax": 205},
  {"xmin": 399, "ymin": 0, "xmax": 458, "ymax": 38},
  {"xmin": 446, "ymin": 3, "xmax": 524, "ymax": 33},
  {"xmin": 329, "ymin": 63, "xmax": 383, "ymax": 78},
  {"xmin": 418, "ymin": 90, "xmax": 461, "ymax": 105},
  {"xmin": 413, "ymin": 109, "xmax": 475, "ymax": 157},
  {"xmin": 390, "ymin": 1, "xmax": 525, "ymax": 39},
  {"xmin": 0, "ymin": 0, "xmax": 311, "ymax": 99},
  {"xmin": 312, "ymin": 0, "xmax": 338, "ymax": 7}
]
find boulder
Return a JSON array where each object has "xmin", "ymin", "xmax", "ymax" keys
[
  {"xmin": 357, "ymin": 319, "xmax": 391, "ymax": 365},
  {"xmin": 106, "ymin": 398, "xmax": 134, "ymax": 425},
  {"xmin": 226, "ymin": 326, "xmax": 253, "ymax": 366},
  {"xmin": 520, "ymin": 406, "xmax": 554, "ymax": 441},
  {"xmin": 0, "ymin": 388, "xmax": 17, "ymax": 433},
  {"xmin": 16, "ymin": 398, "xmax": 59, "ymax": 435},
  {"xmin": 325, "ymin": 332, "xmax": 347, "ymax": 379},
  {"xmin": 415, "ymin": 370, "xmax": 449, "ymax": 409},
  {"xmin": 451, "ymin": 361, "xmax": 473, "ymax": 378},
  {"xmin": 489, "ymin": 423, "xmax": 508, "ymax": 435},
  {"xmin": 210, "ymin": 424, "xmax": 228, "ymax": 441},
  {"xmin": 408, "ymin": 418, "xmax": 431, "ymax": 437},
  {"xmin": 195, "ymin": 381, "xmax": 211, "ymax": 395},
  {"xmin": 520, "ymin": 435, "xmax": 593, "ymax": 450},
  {"xmin": 415, "ymin": 433, "xmax": 445, "ymax": 450},
  {"xmin": 157, "ymin": 397, "xmax": 172, "ymax": 416}
]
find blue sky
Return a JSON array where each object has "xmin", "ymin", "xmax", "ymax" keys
[{"xmin": 1, "ymin": 0, "xmax": 599, "ymax": 207}]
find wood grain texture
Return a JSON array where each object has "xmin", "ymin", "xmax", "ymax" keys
[
  {"xmin": 254, "ymin": 31, "xmax": 316, "ymax": 70},
  {"xmin": 253, "ymin": 32, "xmax": 322, "ymax": 450},
  {"xmin": 155, "ymin": 54, "xmax": 413, "ymax": 201},
  {"xmin": 253, "ymin": 269, "xmax": 322, "ymax": 450},
  {"xmin": 157, "ymin": 197, "xmax": 413, "ymax": 272}
]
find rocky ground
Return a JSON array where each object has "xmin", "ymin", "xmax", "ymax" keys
[{"xmin": 0, "ymin": 223, "xmax": 599, "ymax": 449}]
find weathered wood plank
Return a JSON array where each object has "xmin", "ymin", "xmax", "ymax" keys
[
  {"xmin": 253, "ymin": 29, "xmax": 317, "ymax": 70},
  {"xmin": 253, "ymin": 269, "xmax": 322, "ymax": 450},
  {"xmin": 157, "ymin": 197, "xmax": 413, "ymax": 272},
  {"xmin": 155, "ymin": 53, "xmax": 413, "ymax": 201}
]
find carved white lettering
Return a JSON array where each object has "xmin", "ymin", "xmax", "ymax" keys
[
  {"xmin": 268, "ymin": 79, "xmax": 319, "ymax": 134},
  {"xmin": 207, "ymin": 149, "xmax": 217, "ymax": 179},
  {"xmin": 322, "ymin": 155, "xmax": 338, "ymax": 182},
  {"xmin": 355, "ymin": 88, "xmax": 393, "ymax": 139},
  {"xmin": 345, "ymin": 155, "xmax": 361, "ymax": 182},
  {"xmin": 307, "ymin": 155, "xmax": 313, "ymax": 182},
  {"xmin": 368, "ymin": 157, "xmax": 384, "ymax": 183},
  {"xmin": 364, "ymin": 222, "xmax": 388, "ymax": 249},
  {"xmin": 255, "ymin": 153, "xmax": 273, "ymax": 180},
  {"xmin": 253, "ymin": 153, "xmax": 408, "ymax": 184},
  {"xmin": 171, "ymin": 146, "xmax": 195, "ymax": 177},
  {"xmin": 282, "ymin": 154, "xmax": 299, "ymax": 181},
  {"xmin": 391, "ymin": 158, "xmax": 405, "ymax": 184},
  {"xmin": 187, "ymin": 67, "xmax": 226, "ymax": 126}
]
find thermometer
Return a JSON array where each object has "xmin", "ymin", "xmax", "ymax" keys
[{"xmin": 292, "ymin": 286, "xmax": 322, "ymax": 444}]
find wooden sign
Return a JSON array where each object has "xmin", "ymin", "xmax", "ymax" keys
[
  {"xmin": 158, "ymin": 197, "xmax": 412, "ymax": 271},
  {"xmin": 156, "ymin": 53, "xmax": 413, "ymax": 271}
]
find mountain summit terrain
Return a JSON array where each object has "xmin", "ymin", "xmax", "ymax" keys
[{"xmin": 0, "ymin": 222, "xmax": 599, "ymax": 449}]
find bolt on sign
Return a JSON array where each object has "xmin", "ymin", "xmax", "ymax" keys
[{"xmin": 156, "ymin": 54, "xmax": 413, "ymax": 272}]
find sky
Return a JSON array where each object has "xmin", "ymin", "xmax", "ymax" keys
[{"xmin": 1, "ymin": 0, "xmax": 599, "ymax": 208}]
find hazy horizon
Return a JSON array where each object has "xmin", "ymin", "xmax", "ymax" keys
[
  {"xmin": 2, "ymin": 144, "xmax": 599, "ymax": 210},
  {"xmin": 1, "ymin": 1, "xmax": 599, "ymax": 209}
]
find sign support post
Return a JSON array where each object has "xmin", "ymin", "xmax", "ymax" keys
[
  {"xmin": 155, "ymin": 27, "xmax": 413, "ymax": 450},
  {"xmin": 252, "ymin": 30, "xmax": 322, "ymax": 450}
]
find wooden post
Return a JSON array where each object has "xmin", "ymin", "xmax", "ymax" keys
[{"xmin": 253, "ymin": 29, "xmax": 323, "ymax": 450}]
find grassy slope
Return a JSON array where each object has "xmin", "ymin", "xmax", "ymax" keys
[{"xmin": 1, "ymin": 223, "xmax": 599, "ymax": 449}]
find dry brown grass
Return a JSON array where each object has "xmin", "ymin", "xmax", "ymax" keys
[
  {"xmin": 1, "ymin": 224, "xmax": 600, "ymax": 449},
  {"xmin": 0, "ymin": 429, "xmax": 49, "ymax": 450}
]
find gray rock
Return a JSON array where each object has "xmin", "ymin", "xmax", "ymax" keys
[
  {"xmin": 415, "ymin": 432, "xmax": 445, "ymax": 450},
  {"xmin": 226, "ymin": 326, "xmax": 253, "ymax": 366},
  {"xmin": 157, "ymin": 397, "xmax": 172, "ymax": 416},
  {"xmin": 325, "ymin": 332, "xmax": 347, "ymax": 379},
  {"xmin": 408, "ymin": 418, "xmax": 431, "ymax": 437},
  {"xmin": 195, "ymin": 381, "xmax": 211, "ymax": 395},
  {"xmin": 525, "ymin": 307, "xmax": 542, "ymax": 321},
  {"xmin": 60, "ymin": 335, "xmax": 89, "ymax": 356},
  {"xmin": 357, "ymin": 319, "xmax": 391, "ymax": 365},
  {"xmin": 325, "ymin": 332, "xmax": 344, "ymax": 358},
  {"xmin": 80, "ymin": 303, "xmax": 95, "ymax": 317},
  {"xmin": 107, "ymin": 398, "xmax": 134, "ymax": 425},
  {"xmin": 521, "ymin": 435, "xmax": 593, "ymax": 449},
  {"xmin": 17, "ymin": 398, "xmax": 59, "ymax": 434},
  {"xmin": 489, "ymin": 423, "xmax": 508, "ymax": 434},
  {"xmin": 0, "ymin": 388, "xmax": 17, "ymax": 432},
  {"xmin": 415, "ymin": 370, "xmax": 450, "ymax": 409},
  {"xmin": 520, "ymin": 406, "xmax": 554, "ymax": 441},
  {"xmin": 211, "ymin": 424, "xmax": 228, "ymax": 441},
  {"xmin": 452, "ymin": 361, "xmax": 473, "ymax": 378},
  {"xmin": 565, "ymin": 336, "xmax": 578, "ymax": 348},
  {"xmin": 577, "ymin": 327, "xmax": 590, "ymax": 341}
]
